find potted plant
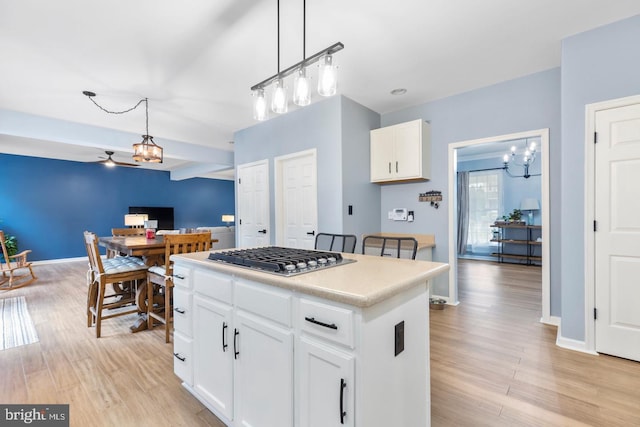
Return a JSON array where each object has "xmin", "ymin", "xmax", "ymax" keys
[
  {"xmin": 502, "ymin": 209, "xmax": 525, "ymax": 225},
  {"xmin": 1, "ymin": 233, "xmax": 17, "ymax": 263}
]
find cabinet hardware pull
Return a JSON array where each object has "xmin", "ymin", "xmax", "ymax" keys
[
  {"xmin": 222, "ymin": 322, "xmax": 228, "ymax": 352},
  {"xmin": 340, "ymin": 378, "xmax": 347, "ymax": 424},
  {"xmin": 305, "ymin": 316, "xmax": 338, "ymax": 330},
  {"xmin": 173, "ymin": 274, "xmax": 186, "ymax": 280},
  {"xmin": 174, "ymin": 307, "xmax": 186, "ymax": 314},
  {"xmin": 234, "ymin": 328, "xmax": 240, "ymax": 359},
  {"xmin": 173, "ymin": 352, "xmax": 186, "ymax": 362},
  {"xmin": 258, "ymin": 229, "xmax": 267, "ymax": 234},
  {"xmin": 306, "ymin": 231, "xmax": 315, "ymax": 236},
  {"xmin": 396, "ymin": 161, "xmax": 398, "ymax": 173},
  {"xmin": 388, "ymin": 162, "xmax": 391, "ymax": 173}
]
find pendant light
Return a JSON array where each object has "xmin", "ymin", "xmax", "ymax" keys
[
  {"xmin": 132, "ymin": 98, "xmax": 163, "ymax": 163},
  {"xmin": 318, "ymin": 54, "xmax": 337, "ymax": 97},
  {"xmin": 253, "ymin": 88, "xmax": 268, "ymax": 121},
  {"xmin": 293, "ymin": 0, "xmax": 311, "ymax": 107},
  {"xmin": 250, "ymin": 0, "xmax": 344, "ymax": 120},
  {"xmin": 82, "ymin": 91, "xmax": 163, "ymax": 163}
]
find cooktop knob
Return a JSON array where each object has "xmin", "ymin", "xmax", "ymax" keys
[
  {"xmin": 296, "ymin": 262, "xmax": 307, "ymax": 270},
  {"xmin": 327, "ymin": 256, "xmax": 337, "ymax": 264}
]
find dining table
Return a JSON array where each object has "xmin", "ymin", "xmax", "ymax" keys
[{"xmin": 98, "ymin": 234, "xmax": 218, "ymax": 332}]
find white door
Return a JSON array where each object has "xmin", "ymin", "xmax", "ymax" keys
[
  {"xmin": 237, "ymin": 160, "xmax": 270, "ymax": 247},
  {"xmin": 193, "ymin": 295, "xmax": 234, "ymax": 420},
  {"xmin": 234, "ymin": 311, "xmax": 294, "ymax": 427},
  {"xmin": 278, "ymin": 150, "xmax": 317, "ymax": 249},
  {"xmin": 595, "ymin": 103, "xmax": 640, "ymax": 362},
  {"xmin": 298, "ymin": 337, "xmax": 354, "ymax": 427}
]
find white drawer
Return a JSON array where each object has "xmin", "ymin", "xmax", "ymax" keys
[
  {"xmin": 173, "ymin": 289, "xmax": 192, "ymax": 336},
  {"xmin": 299, "ymin": 298, "xmax": 354, "ymax": 348},
  {"xmin": 173, "ymin": 332, "xmax": 193, "ymax": 386},
  {"xmin": 172, "ymin": 265, "xmax": 192, "ymax": 290},
  {"xmin": 194, "ymin": 269, "xmax": 232, "ymax": 304},
  {"xmin": 234, "ymin": 279, "xmax": 292, "ymax": 327}
]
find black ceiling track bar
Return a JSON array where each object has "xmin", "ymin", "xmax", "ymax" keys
[{"xmin": 250, "ymin": 42, "xmax": 344, "ymax": 91}]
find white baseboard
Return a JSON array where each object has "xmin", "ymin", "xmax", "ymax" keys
[
  {"xmin": 556, "ymin": 323, "xmax": 598, "ymax": 355},
  {"xmin": 540, "ymin": 315, "xmax": 560, "ymax": 326},
  {"xmin": 32, "ymin": 256, "xmax": 87, "ymax": 265}
]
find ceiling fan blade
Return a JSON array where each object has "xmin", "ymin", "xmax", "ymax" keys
[
  {"xmin": 90, "ymin": 150, "xmax": 139, "ymax": 167},
  {"xmin": 113, "ymin": 160, "xmax": 140, "ymax": 167}
]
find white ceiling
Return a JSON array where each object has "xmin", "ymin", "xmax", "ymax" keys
[{"xmin": 1, "ymin": 0, "xmax": 639, "ymax": 179}]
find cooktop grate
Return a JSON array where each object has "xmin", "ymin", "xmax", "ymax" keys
[{"xmin": 207, "ymin": 246, "xmax": 356, "ymax": 276}]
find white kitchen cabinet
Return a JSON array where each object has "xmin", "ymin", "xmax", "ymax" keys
[
  {"xmin": 192, "ymin": 295, "xmax": 234, "ymax": 420},
  {"xmin": 298, "ymin": 336, "xmax": 354, "ymax": 427},
  {"xmin": 234, "ymin": 311, "xmax": 293, "ymax": 427},
  {"xmin": 370, "ymin": 119, "xmax": 431, "ymax": 183},
  {"xmin": 172, "ymin": 264, "xmax": 194, "ymax": 385},
  {"xmin": 172, "ymin": 252, "xmax": 439, "ymax": 427},
  {"xmin": 185, "ymin": 270, "xmax": 294, "ymax": 427}
]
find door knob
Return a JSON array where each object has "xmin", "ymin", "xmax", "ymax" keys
[
  {"xmin": 258, "ymin": 229, "xmax": 267, "ymax": 234},
  {"xmin": 306, "ymin": 231, "xmax": 316, "ymax": 236}
]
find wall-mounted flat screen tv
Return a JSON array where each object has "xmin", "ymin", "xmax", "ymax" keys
[{"xmin": 129, "ymin": 206, "xmax": 174, "ymax": 230}]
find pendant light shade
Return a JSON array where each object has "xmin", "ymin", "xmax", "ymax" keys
[
  {"xmin": 271, "ymin": 78, "xmax": 288, "ymax": 114},
  {"xmin": 293, "ymin": 67, "xmax": 311, "ymax": 106},
  {"xmin": 253, "ymin": 88, "xmax": 268, "ymax": 121},
  {"xmin": 318, "ymin": 54, "xmax": 337, "ymax": 97},
  {"xmin": 132, "ymin": 135, "xmax": 163, "ymax": 163}
]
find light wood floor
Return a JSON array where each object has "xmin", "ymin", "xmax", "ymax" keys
[{"xmin": 1, "ymin": 260, "xmax": 639, "ymax": 426}]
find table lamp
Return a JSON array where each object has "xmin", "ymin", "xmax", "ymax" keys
[
  {"xmin": 222, "ymin": 214, "xmax": 235, "ymax": 227},
  {"xmin": 520, "ymin": 199, "xmax": 540, "ymax": 225},
  {"xmin": 124, "ymin": 214, "xmax": 148, "ymax": 228}
]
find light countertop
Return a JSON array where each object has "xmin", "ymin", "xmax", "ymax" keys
[{"xmin": 172, "ymin": 251, "xmax": 448, "ymax": 308}]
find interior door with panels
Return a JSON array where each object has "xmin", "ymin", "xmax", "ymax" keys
[
  {"xmin": 595, "ymin": 102, "xmax": 640, "ymax": 362},
  {"xmin": 237, "ymin": 160, "xmax": 270, "ymax": 247}
]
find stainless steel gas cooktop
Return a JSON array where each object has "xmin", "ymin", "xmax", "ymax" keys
[{"xmin": 207, "ymin": 246, "xmax": 356, "ymax": 276}]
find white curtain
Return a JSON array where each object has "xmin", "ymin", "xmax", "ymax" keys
[{"xmin": 466, "ymin": 171, "xmax": 502, "ymax": 255}]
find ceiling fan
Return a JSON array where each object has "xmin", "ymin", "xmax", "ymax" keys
[{"xmin": 94, "ymin": 151, "xmax": 139, "ymax": 167}]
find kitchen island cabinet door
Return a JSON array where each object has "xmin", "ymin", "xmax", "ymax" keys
[
  {"xmin": 193, "ymin": 295, "xmax": 234, "ymax": 421},
  {"xmin": 298, "ymin": 336, "xmax": 355, "ymax": 427},
  {"xmin": 234, "ymin": 311, "xmax": 294, "ymax": 427}
]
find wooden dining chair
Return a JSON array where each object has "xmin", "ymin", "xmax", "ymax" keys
[
  {"xmin": 108, "ymin": 227, "xmax": 146, "ymax": 258},
  {"xmin": 147, "ymin": 232, "xmax": 212, "ymax": 342},
  {"xmin": 0, "ymin": 230, "xmax": 37, "ymax": 290},
  {"xmin": 362, "ymin": 235, "xmax": 418, "ymax": 260},
  {"xmin": 84, "ymin": 231, "xmax": 149, "ymax": 338}
]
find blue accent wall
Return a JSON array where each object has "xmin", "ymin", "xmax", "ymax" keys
[{"xmin": 0, "ymin": 153, "xmax": 235, "ymax": 261}]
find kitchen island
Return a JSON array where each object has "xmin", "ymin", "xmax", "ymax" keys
[{"xmin": 170, "ymin": 250, "xmax": 449, "ymax": 427}]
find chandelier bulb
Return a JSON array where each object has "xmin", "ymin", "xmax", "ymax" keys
[
  {"xmin": 271, "ymin": 78, "xmax": 288, "ymax": 114},
  {"xmin": 318, "ymin": 54, "xmax": 337, "ymax": 97},
  {"xmin": 293, "ymin": 67, "xmax": 311, "ymax": 106},
  {"xmin": 253, "ymin": 88, "xmax": 268, "ymax": 121}
]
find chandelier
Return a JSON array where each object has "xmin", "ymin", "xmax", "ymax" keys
[
  {"xmin": 82, "ymin": 91, "xmax": 163, "ymax": 163},
  {"xmin": 502, "ymin": 138, "xmax": 538, "ymax": 179},
  {"xmin": 250, "ymin": 0, "xmax": 344, "ymax": 121}
]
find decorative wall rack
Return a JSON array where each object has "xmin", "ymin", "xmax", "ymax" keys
[{"xmin": 419, "ymin": 191, "xmax": 442, "ymax": 208}]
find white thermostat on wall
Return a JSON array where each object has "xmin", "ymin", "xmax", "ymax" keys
[{"xmin": 389, "ymin": 208, "xmax": 408, "ymax": 221}]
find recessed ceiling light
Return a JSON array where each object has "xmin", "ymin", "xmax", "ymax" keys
[{"xmin": 390, "ymin": 88, "xmax": 407, "ymax": 95}]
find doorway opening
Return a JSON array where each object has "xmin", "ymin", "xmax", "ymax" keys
[{"xmin": 447, "ymin": 129, "xmax": 552, "ymax": 324}]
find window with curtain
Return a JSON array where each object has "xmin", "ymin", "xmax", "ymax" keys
[{"xmin": 466, "ymin": 170, "xmax": 502, "ymax": 254}]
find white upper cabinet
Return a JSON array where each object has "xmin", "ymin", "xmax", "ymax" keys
[{"xmin": 370, "ymin": 119, "xmax": 431, "ymax": 183}]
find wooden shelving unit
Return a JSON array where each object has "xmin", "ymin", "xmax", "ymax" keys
[{"xmin": 490, "ymin": 224, "xmax": 542, "ymax": 265}]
